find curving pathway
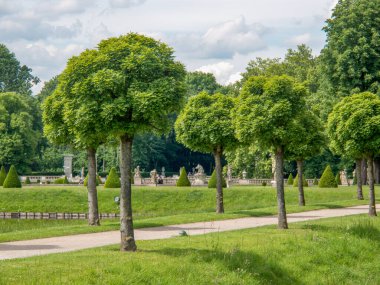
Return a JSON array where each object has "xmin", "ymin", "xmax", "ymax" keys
[{"xmin": 0, "ymin": 204, "xmax": 377, "ymax": 260}]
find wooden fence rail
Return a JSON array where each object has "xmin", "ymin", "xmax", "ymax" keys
[{"xmin": 0, "ymin": 212, "xmax": 120, "ymax": 220}]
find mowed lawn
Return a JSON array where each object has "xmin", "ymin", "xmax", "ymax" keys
[
  {"xmin": 0, "ymin": 185, "xmax": 374, "ymax": 242},
  {"xmin": 0, "ymin": 215, "xmax": 379, "ymax": 285}
]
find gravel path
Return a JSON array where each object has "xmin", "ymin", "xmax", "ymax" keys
[{"xmin": 0, "ymin": 204, "xmax": 376, "ymax": 260}]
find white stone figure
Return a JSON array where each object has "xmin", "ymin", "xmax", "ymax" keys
[{"xmin": 150, "ymin": 169, "xmax": 158, "ymax": 184}]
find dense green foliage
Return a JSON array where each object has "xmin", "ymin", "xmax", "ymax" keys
[
  {"xmin": 54, "ymin": 176, "xmax": 69, "ymax": 184},
  {"xmin": 335, "ymin": 173, "xmax": 342, "ymax": 186},
  {"xmin": 327, "ymin": 92, "xmax": 380, "ymax": 159},
  {"xmin": 0, "ymin": 44, "xmax": 39, "ymax": 96},
  {"xmin": 1, "ymin": 215, "xmax": 379, "ymax": 284},
  {"xmin": 287, "ymin": 173, "xmax": 294, "ymax": 185},
  {"xmin": 83, "ymin": 174, "xmax": 101, "ymax": 186},
  {"xmin": 313, "ymin": 178, "xmax": 319, "ymax": 186},
  {"xmin": 3, "ymin": 165, "xmax": 22, "ymax": 188},
  {"xmin": 0, "ymin": 166, "xmax": 6, "ymax": 186},
  {"xmin": 321, "ymin": 0, "xmax": 380, "ymax": 96},
  {"xmin": 175, "ymin": 92, "xmax": 239, "ymax": 154},
  {"xmin": 208, "ymin": 169, "xmax": 227, "ymax": 188},
  {"xmin": 104, "ymin": 167, "xmax": 120, "ymax": 188},
  {"xmin": 319, "ymin": 165, "xmax": 338, "ymax": 188},
  {"xmin": 176, "ymin": 167, "xmax": 191, "ymax": 187}
]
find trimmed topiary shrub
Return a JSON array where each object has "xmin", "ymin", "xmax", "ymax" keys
[
  {"xmin": 54, "ymin": 176, "xmax": 69, "ymax": 184},
  {"xmin": 318, "ymin": 165, "xmax": 338, "ymax": 188},
  {"xmin": 287, "ymin": 173, "xmax": 294, "ymax": 185},
  {"xmin": 84, "ymin": 174, "xmax": 100, "ymax": 186},
  {"xmin": 208, "ymin": 169, "xmax": 227, "ymax": 188},
  {"xmin": 0, "ymin": 166, "xmax": 6, "ymax": 186},
  {"xmin": 3, "ymin": 165, "xmax": 22, "ymax": 188},
  {"xmin": 353, "ymin": 174, "xmax": 357, "ymax": 185},
  {"xmin": 335, "ymin": 173, "xmax": 341, "ymax": 185},
  {"xmin": 293, "ymin": 174, "xmax": 308, "ymax": 187},
  {"xmin": 176, "ymin": 167, "xmax": 191, "ymax": 187},
  {"xmin": 313, "ymin": 178, "xmax": 318, "ymax": 186},
  {"xmin": 25, "ymin": 177, "xmax": 31, "ymax": 184},
  {"xmin": 104, "ymin": 167, "xmax": 121, "ymax": 188}
]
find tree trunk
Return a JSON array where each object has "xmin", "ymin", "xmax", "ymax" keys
[
  {"xmin": 297, "ymin": 160, "xmax": 305, "ymax": 206},
  {"xmin": 367, "ymin": 156, "xmax": 377, "ymax": 217},
  {"xmin": 361, "ymin": 159, "xmax": 367, "ymax": 185},
  {"xmin": 214, "ymin": 145, "xmax": 224, "ymax": 214},
  {"xmin": 355, "ymin": 159, "xmax": 364, "ymax": 200},
  {"xmin": 120, "ymin": 135, "xmax": 137, "ymax": 251},
  {"xmin": 374, "ymin": 158, "xmax": 380, "ymax": 185},
  {"xmin": 87, "ymin": 148, "xmax": 100, "ymax": 226},
  {"xmin": 275, "ymin": 147, "xmax": 288, "ymax": 229}
]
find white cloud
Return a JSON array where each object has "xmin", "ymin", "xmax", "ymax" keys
[
  {"xmin": 108, "ymin": 0, "xmax": 146, "ymax": 8},
  {"xmin": 200, "ymin": 16, "xmax": 267, "ymax": 58},
  {"xmin": 226, "ymin": 72, "xmax": 242, "ymax": 85},
  {"xmin": 196, "ymin": 62, "xmax": 235, "ymax": 85},
  {"xmin": 287, "ymin": 33, "xmax": 311, "ymax": 46}
]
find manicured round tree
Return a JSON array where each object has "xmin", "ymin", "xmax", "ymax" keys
[
  {"xmin": 287, "ymin": 110, "xmax": 325, "ymax": 206},
  {"xmin": 93, "ymin": 34, "xmax": 186, "ymax": 251},
  {"xmin": 104, "ymin": 168, "xmax": 121, "ymax": 188},
  {"xmin": 328, "ymin": 92, "xmax": 380, "ymax": 216},
  {"xmin": 176, "ymin": 167, "xmax": 191, "ymax": 187},
  {"xmin": 175, "ymin": 92, "xmax": 239, "ymax": 213},
  {"xmin": 3, "ymin": 165, "xmax": 21, "ymax": 188},
  {"xmin": 208, "ymin": 169, "xmax": 227, "ymax": 188},
  {"xmin": 234, "ymin": 75, "xmax": 308, "ymax": 229},
  {"xmin": 318, "ymin": 165, "xmax": 338, "ymax": 188},
  {"xmin": 287, "ymin": 173, "xmax": 294, "ymax": 186},
  {"xmin": 0, "ymin": 166, "xmax": 6, "ymax": 186}
]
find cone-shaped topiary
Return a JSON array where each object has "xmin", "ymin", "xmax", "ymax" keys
[
  {"xmin": 335, "ymin": 173, "xmax": 341, "ymax": 185},
  {"xmin": 293, "ymin": 174, "xmax": 308, "ymax": 187},
  {"xmin": 25, "ymin": 177, "xmax": 31, "ymax": 184},
  {"xmin": 3, "ymin": 165, "xmax": 22, "ymax": 188},
  {"xmin": 318, "ymin": 165, "xmax": 338, "ymax": 188},
  {"xmin": 104, "ymin": 167, "xmax": 121, "ymax": 188},
  {"xmin": 287, "ymin": 173, "xmax": 294, "ymax": 185},
  {"xmin": 0, "ymin": 166, "xmax": 6, "ymax": 186},
  {"xmin": 84, "ymin": 174, "xmax": 100, "ymax": 186},
  {"xmin": 176, "ymin": 167, "xmax": 191, "ymax": 187},
  {"xmin": 208, "ymin": 169, "xmax": 227, "ymax": 188},
  {"xmin": 313, "ymin": 177, "xmax": 318, "ymax": 186},
  {"xmin": 54, "ymin": 176, "xmax": 69, "ymax": 184}
]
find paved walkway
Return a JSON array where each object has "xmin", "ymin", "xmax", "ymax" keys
[{"xmin": 0, "ymin": 204, "xmax": 376, "ymax": 260}]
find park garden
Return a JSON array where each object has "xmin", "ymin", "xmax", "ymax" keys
[{"xmin": 1, "ymin": 0, "xmax": 380, "ymax": 284}]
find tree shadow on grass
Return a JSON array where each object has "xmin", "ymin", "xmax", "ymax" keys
[
  {"xmin": 230, "ymin": 210, "xmax": 274, "ymax": 217},
  {"xmin": 147, "ymin": 247, "xmax": 303, "ymax": 285},
  {"xmin": 312, "ymin": 204, "xmax": 347, "ymax": 209}
]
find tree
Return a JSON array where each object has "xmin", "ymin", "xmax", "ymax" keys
[
  {"xmin": 287, "ymin": 111, "xmax": 325, "ymax": 206},
  {"xmin": 234, "ymin": 75, "xmax": 308, "ymax": 228},
  {"xmin": 175, "ymin": 92, "xmax": 239, "ymax": 213},
  {"xmin": 0, "ymin": 92, "xmax": 41, "ymax": 172},
  {"xmin": 0, "ymin": 166, "xmax": 6, "ymax": 186},
  {"xmin": 186, "ymin": 71, "xmax": 221, "ymax": 98},
  {"xmin": 104, "ymin": 167, "xmax": 121, "ymax": 188},
  {"xmin": 81, "ymin": 34, "xmax": 186, "ymax": 251},
  {"xmin": 176, "ymin": 167, "xmax": 191, "ymax": 187},
  {"xmin": 327, "ymin": 92, "xmax": 380, "ymax": 216},
  {"xmin": 318, "ymin": 165, "xmax": 338, "ymax": 188},
  {"xmin": 0, "ymin": 44, "xmax": 39, "ymax": 96},
  {"xmin": 321, "ymin": 0, "xmax": 380, "ymax": 97},
  {"xmin": 3, "ymin": 165, "xmax": 21, "ymax": 188},
  {"xmin": 37, "ymin": 76, "xmax": 58, "ymax": 103}
]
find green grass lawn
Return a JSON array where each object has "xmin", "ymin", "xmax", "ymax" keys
[
  {"xmin": 0, "ymin": 215, "xmax": 379, "ymax": 285},
  {"xmin": 0, "ymin": 185, "xmax": 374, "ymax": 242}
]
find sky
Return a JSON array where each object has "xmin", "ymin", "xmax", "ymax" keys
[{"xmin": 0, "ymin": 0, "xmax": 339, "ymax": 94}]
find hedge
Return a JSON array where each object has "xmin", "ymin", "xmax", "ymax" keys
[
  {"xmin": 54, "ymin": 176, "xmax": 69, "ymax": 184},
  {"xmin": 287, "ymin": 173, "xmax": 294, "ymax": 185},
  {"xmin": 104, "ymin": 167, "xmax": 121, "ymax": 188},
  {"xmin": 318, "ymin": 165, "xmax": 338, "ymax": 188},
  {"xmin": 3, "ymin": 165, "xmax": 22, "ymax": 188},
  {"xmin": 208, "ymin": 169, "xmax": 227, "ymax": 188},
  {"xmin": 0, "ymin": 166, "xmax": 6, "ymax": 186},
  {"xmin": 176, "ymin": 167, "xmax": 191, "ymax": 187},
  {"xmin": 293, "ymin": 174, "xmax": 308, "ymax": 187}
]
